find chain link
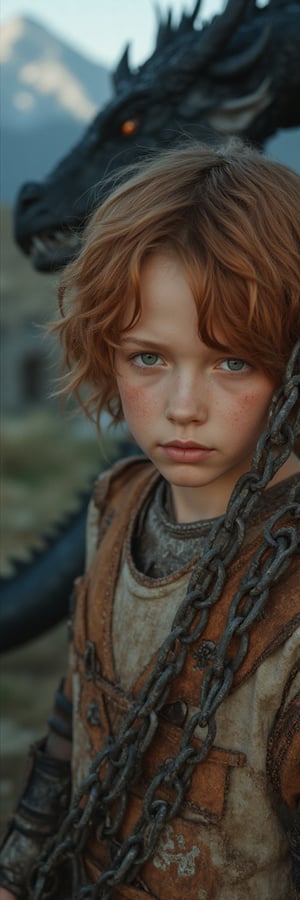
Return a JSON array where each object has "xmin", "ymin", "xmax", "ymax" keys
[{"xmin": 31, "ymin": 343, "xmax": 300, "ymax": 899}]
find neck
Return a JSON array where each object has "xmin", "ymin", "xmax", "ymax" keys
[
  {"xmin": 169, "ymin": 452, "xmax": 300, "ymax": 524},
  {"xmin": 266, "ymin": 452, "xmax": 300, "ymax": 488}
]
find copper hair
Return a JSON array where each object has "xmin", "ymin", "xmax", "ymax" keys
[{"xmin": 54, "ymin": 139, "xmax": 300, "ymax": 424}]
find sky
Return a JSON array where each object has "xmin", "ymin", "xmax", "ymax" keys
[{"xmin": 0, "ymin": 0, "xmax": 224, "ymax": 68}]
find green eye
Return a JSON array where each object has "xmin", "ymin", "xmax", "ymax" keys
[
  {"xmin": 224, "ymin": 359, "xmax": 245, "ymax": 371},
  {"xmin": 139, "ymin": 353, "xmax": 159, "ymax": 366}
]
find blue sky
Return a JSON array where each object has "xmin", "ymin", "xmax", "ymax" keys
[{"xmin": 0, "ymin": 0, "xmax": 223, "ymax": 67}]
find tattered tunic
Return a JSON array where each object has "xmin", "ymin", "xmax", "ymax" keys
[{"xmin": 70, "ymin": 457, "xmax": 300, "ymax": 900}]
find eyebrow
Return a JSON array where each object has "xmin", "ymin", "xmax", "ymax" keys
[
  {"xmin": 119, "ymin": 336, "xmax": 169, "ymax": 351},
  {"xmin": 119, "ymin": 335, "xmax": 233, "ymax": 355}
]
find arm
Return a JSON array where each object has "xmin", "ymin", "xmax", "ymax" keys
[
  {"xmin": 0, "ymin": 486, "xmax": 101, "ymax": 897},
  {"xmin": 0, "ymin": 677, "xmax": 72, "ymax": 899}
]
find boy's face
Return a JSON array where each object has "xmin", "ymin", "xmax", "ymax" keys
[{"xmin": 114, "ymin": 252, "xmax": 276, "ymax": 521}]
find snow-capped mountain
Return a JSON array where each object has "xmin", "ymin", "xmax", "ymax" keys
[
  {"xmin": 0, "ymin": 16, "xmax": 112, "ymax": 202},
  {"xmin": 1, "ymin": 16, "xmax": 111, "ymax": 129}
]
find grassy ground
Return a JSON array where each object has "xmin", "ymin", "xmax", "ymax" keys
[
  {"xmin": 1, "ymin": 410, "xmax": 110, "ymax": 571},
  {"xmin": 0, "ymin": 409, "xmax": 121, "ymax": 828}
]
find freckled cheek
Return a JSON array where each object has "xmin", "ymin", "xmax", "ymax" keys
[
  {"xmin": 117, "ymin": 381, "xmax": 160, "ymax": 423},
  {"xmin": 219, "ymin": 390, "xmax": 273, "ymax": 429}
]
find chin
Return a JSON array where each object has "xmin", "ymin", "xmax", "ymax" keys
[{"xmin": 165, "ymin": 470, "xmax": 210, "ymax": 488}]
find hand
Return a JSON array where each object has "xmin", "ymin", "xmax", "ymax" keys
[{"xmin": 0, "ymin": 889, "xmax": 17, "ymax": 900}]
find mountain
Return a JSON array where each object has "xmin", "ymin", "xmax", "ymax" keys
[
  {"xmin": 1, "ymin": 16, "xmax": 112, "ymax": 129},
  {"xmin": 0, "ymin": 16, "xmax": 112, "ymax": 202}
]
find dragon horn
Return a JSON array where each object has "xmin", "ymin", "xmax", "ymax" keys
[
  {"xmin": 167, "ymin": 0, "xmax": 251, "ymax": 77},
  {"xmin": 208, "ymin": 22, "xmax": 272, "ymax": 79},
  {"xmin": 112, "ymin": 44, "xmax": 133, "ymax": 91}
]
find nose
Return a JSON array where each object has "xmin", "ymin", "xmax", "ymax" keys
[{"xmin": 165, "ymin": 370, "xmax": 208, "ymax": 425}]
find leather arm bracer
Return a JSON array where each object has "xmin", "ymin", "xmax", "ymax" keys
[
  {"xmin": 287, "ymin": 802, "xmax": 300, "ymax": 898},
  {"xmin": 0, "ymin": 738, "xmax": 71, "ymax": 899}
]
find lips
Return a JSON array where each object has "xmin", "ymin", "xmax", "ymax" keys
[
  {"xmin": 163, "ymin": 441, "xmax": 211, "ymax": 450},
  {"xmin": 161, "ymin": 441, "xmax": 213, "ymax": 463}
]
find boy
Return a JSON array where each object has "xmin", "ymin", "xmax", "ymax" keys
[{"xmin": 0, "ymin": 140, "xmax": 299, "ymax": 899}]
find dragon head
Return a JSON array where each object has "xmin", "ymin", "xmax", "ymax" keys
[{"xmin": 14, "ymin": 0, "xmax": 300, "ymax": 272}]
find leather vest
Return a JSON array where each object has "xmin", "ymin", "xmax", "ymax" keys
[{"xmin": 71, "ymin": 458, "xmax": 300, "ymax": 900}]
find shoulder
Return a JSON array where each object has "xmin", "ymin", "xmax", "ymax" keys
[
  {"xmin": 85, "ymin": 455, "xmax": 156, "ymax": 571},
  {"xmin": 93, "ymin": 454, "xmax": 154, "ymax": 513}
]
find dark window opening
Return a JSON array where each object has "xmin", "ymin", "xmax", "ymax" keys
[{"xmin": 21, "ymin": 353, "xmax": 45, "ymax": 403}]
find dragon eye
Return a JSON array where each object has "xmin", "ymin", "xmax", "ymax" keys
[{"xmin": 120, "ymin": 117, "xmax": 139, "ymax": 136}]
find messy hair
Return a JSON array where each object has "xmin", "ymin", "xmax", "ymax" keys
[{"xmin": 55, "ymin": 139, "xmax": 300, "ymax": 423}]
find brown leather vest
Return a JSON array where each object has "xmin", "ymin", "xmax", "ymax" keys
[{"xmin": 71, "ymin": 458, "xmax": 300, "ymax": 900}]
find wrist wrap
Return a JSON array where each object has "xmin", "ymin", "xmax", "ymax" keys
[{"xmin": 0, "ymin": 738, "xmax": 71, "ymax": 898}]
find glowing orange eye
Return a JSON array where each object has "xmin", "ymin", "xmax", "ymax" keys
[{"xmin": 121, "ymin": 118, "xmax": 139, "ymax": 136}]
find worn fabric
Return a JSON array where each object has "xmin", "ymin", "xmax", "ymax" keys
[
  {"xmin": 131, "ymin": 477, "xmax": 213, "ymax": 577},
  {"xmin": 0, "ymin": 739, "xmax": 71, "ymax": 898},
  {"xmin": 131, "ymin": 474, "xmax": 295, "ymax": 579},
  {"xmin": 71, "ymin": 457, "xmax": 300, "ymax": 900}
]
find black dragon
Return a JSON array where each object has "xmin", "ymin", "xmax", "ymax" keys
[{"xmin": 2, "ymin": 0, "xmax": 300, "ymax": 652}]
